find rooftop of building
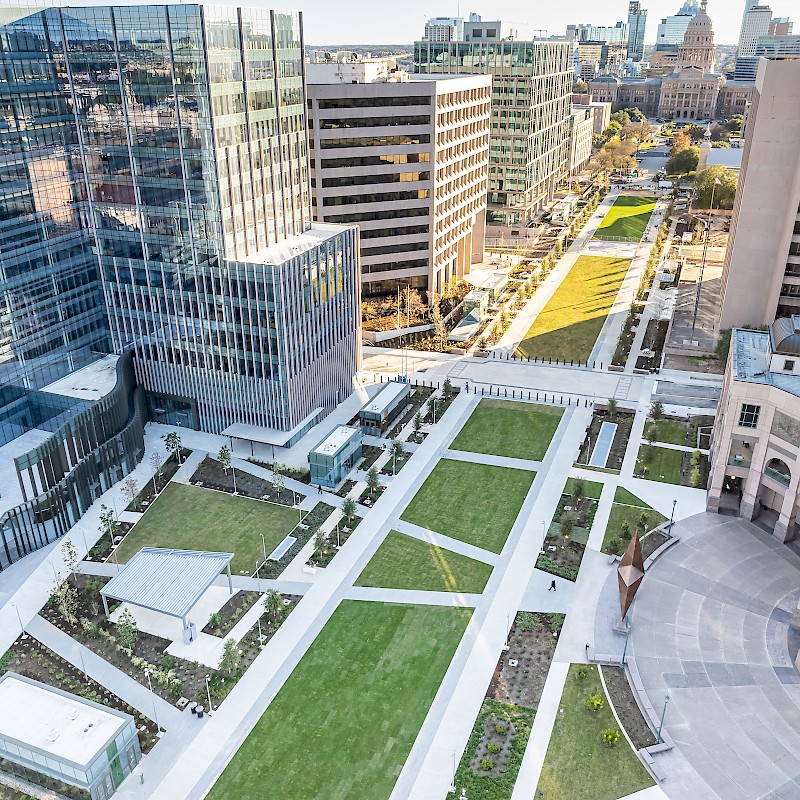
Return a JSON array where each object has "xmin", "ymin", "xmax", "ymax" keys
[
  {"xmin": 0, "ymin": 672, "xmax": 132, "ymax": 768},
  {"xmin": 771, "ymin": 316, "xmax": 800, "ymax": 356},
  {"xmin": 310, "ymin": 425, "xmax": 361, "ymax": 457},
  {"xmin": 360, "ymin": 381, "xmax": 408, "ymax": 415},
  {"xmin": 40, "ymin": 355, "xmax": 119, "ymax": 401},
  {"xmin": 732, "ymin": 326, "xmax": 800, "ymax": 398},
  {"xmin": 235, "ymin": 223, "xmax": 354, "ymax": 268}
]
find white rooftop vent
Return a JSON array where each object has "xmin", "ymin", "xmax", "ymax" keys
[{"xmin": 47, "ymin": 728, "xmax": 59, "ymax": 742}]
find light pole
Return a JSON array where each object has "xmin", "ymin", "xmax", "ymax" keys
[
  {"xmin": 257, "ymin": 614, "xmax": 264, "ymax": 648},
  {"xmin": 144, "ymin": 669, "xmax": 159, "ymax": 732},
  {"xmin": 656, "ymin": 694, "xmax": 670, "ymax": 744},
  {"xmin": 260, "ymin": 533, "xmax": 267, "ymax": 564},
  {"xmin": 205, "ymin": 675, "xmax": 213, "ymax": 715},
  {"xmin": 668, "ymin": 499, "xmax": 677, "ymax": 536},
  {"xmin": 12, "ymin": 604, "xmax": 27, "ymax": 640},
  {"xmin": 691, "ymin": 177, "xmax": 720, "ymax": 337},
  {"xmin": 620, "ymin": 619, "xmax": 632, "ymax": 666},
  {"xmin": 255, "ymin": 560, "xmax": 262, "ymax": 592}
]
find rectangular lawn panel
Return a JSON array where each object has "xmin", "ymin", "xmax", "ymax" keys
[
  {"xmin": 536, "ymin": 664, "xmax": 654, "ymax": 800},
  {"xmin": 602, "ymin": 503, "xmax": 667, "ymax": 555},
  {"xmin": 516, "ymin": 256, "xmax": 631, "ymax": 362},
  {"xmin": 449, "ymin": 399, "xmax": 563, "ymax": 461},
  {"xmin": 564, "ymin": 477, "xmax": 604, "ymax": 500},
  {"xmin": 647, "ymin": 418, "xmax": 690, "ymax": 446},
  {"xmin": 207, "ymin": 601, "xmax": 472, "ymax": 800},
  {"xmin": 402, "ymin": 459, "xmax": 534, "ymax": 554},
  {"xmin": 115, "ymin": 482, "xmax": 299, "ymax": 574},
  {"xmin": 635, "ymin": 445, "xmax": 684, "ymax": 484},
  {"xmin": 593, "ymin": 195, "xmax": 656, "ymax": 241},
  {"xmin": 355, "ymin": 530, "xmax": 493, "ymax": 595},
  {"xmin": 613, "ymin": 487, "xmax": 651, "ymax": 507}
]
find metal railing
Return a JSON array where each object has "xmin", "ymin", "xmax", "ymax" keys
[{"xmin": 764, "ymin": 466, "xmax": 791, "ymax": 487}]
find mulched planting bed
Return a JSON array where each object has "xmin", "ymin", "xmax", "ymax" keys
[
  {"xmin": 1, "ymin": 635, "xmax": 159, "ymax": 752},
  {"xmin": 335, "ymin": 479, "xmax": 357, "ymax": 498},
  {"xmin": 612, "ymin": 304, "xmax": 644, "ymax": 367},
  {"xmin": 577, "ymin": 411, "xmax": 634, "ymax": 472},
  {"xmin": 536, "ymin": 538, "xmax": 585, "ymax": 582},
  {"xmin": 191, "ymin": 457, "xmax": 297, "ymax": 505},
  {"xmin": 308, "ymin": 516, "xmax": 362, "ymax": 568},
  {"xmin": 260, "ymin": 502, "xmax": 336, "ymax": 578},
  {"xmin": 360, "ymin": 445, "xmax": 385, "ymax": 470},
  {"xmin": 642, "ymin": 530, "xmax": 671, "ymax": 560},
  {"xmin": 381, "ymin": 453, "xmax": 410, "ymax": 476},
  {"xmin": 387, "ymin": 386, "xmax": 434, "ymax": 439},
  {"xmin": 601, "ymin": 665, "xmax": 656, "ymax": 749},
  {"xmin": 635, "ymin": 319, "xmax": 669, "ymax": 372},
  {"xmin": 86, "ymin": 522, "xmax": 133, "ymax": 562},
  {"xmin": 449, "ymin": 612, "xmax": 564, "ymax": 799},
  {"xmin": 126, "ymin": 449, "xmax": 191, "ymax": 512},
  {"xmin": 202, "ymin": 591, "xmax": 261, "ymax": 637}
]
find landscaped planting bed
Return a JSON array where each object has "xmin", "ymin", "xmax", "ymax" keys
[
  {"xmin": 449, "ymin": 400, "xmax": 563, "ymax": 461},
  {"xmin": 308, "ymin": 514, "xmax": 362, "ymax": 568},
  {"xmin": 448, "ymin": 612, "xmax": 563, "ymax": 799},
  {"xmin": 113, "ymin": 482, "xmax": 301, "ymax": 574},
  {"xmin": 535, "ymin": 664, "xmax": 654, "ymax": 800},
  {"xmin": 359, "ymin": 444, "xmax": 385, "ymax": 470},
  {"xmin": 601, "ymin": 666, "xmax": 656, "ymax": 749},
  {"xmin": 401, "ymin": 459, "xmax": 535, "ymax": 554},
  {"xmin": 207, "ymin": 601, "xmax": 472, "ymax": 800},
  {"xmin": 576, "ymin": 410, "xmax": 634, "ymax": 472},
  {"xmin": 635, "ymin": 319, "xmax": 669, "ymax": 371},
  {"xmin": 611, "ymin": 304, "xmax": 644, "ymax": 367},
  {"xmin": 191, "ymin": 456, "xmax": 296, "ymax": 506},
  {"xmin": 355, "ymin": 530, "xmax": 493, "ymax": 594},
  {"xmin": 202, "ymin": 591, "xmax": 261, "ymax": 637},
  {"xmin": 602, "ymin": 499, "xmax": 668, "ymax": 557},
  {"xmin": 516, "ymin": 256, "xmax": 632, "ymax": 363},
  {"xmin": 126, "ymin": 448, "xmax": 191, "ymax": 512},
  {"xmin": 387, "ymin": 386, "xmax": 434, "ymax": 439},
  {"xmin": 260, "ymin": 501, "xmax": 336, "ymax": 578},
  {"xmin": 635, "ymin": 445, "xmax": 709, "ymax": 487}
]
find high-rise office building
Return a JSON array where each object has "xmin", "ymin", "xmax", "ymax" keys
[
  {"xmin": 306, "ymin": 57, "xmax": 490, "ymax": 298},
  {"xmin": 719, "ymin": 58, "xmax": 800, "ymax": 329},
  {"xmin": 656, "ymin": 0, "xmax": 699, "ymax": 50},
  {"xmin": 423, "ymin": 16, "xmax": 464, "ymax": 42},
  {"xmin": 628, "ymin": 2, "xmax": 648, "ymax": 62},
  {"xmin": 414, "ymin": 32, "xmax": 572, "ymax": 230},
  {"xmin": 0, "ymin": 5, "xmax": 361, "ymax": 442}
]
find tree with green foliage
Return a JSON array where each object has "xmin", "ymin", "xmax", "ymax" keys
[
  {"xmin": 412, "ymin": 412, "xmax": 423, "ymax": 441},
  {"xmin": 607, "ymin": 398, "xmax": 618, "ymax": 421},
  {"xmin": 727, "ymin": 114, "xmax": 744, "ymax": 134},
  {"xmin": 571, "ymin": 479, "xmax": 586, "ymax": 507},
  {"xmin": 117, "ymin": 609, "xmax": 139, "ymax": 651},
  {"xmin": 162, "ymin": 431, "xmax": 183, "ymax": 464},
  {"xmin": 389, "ymin": 438, "xmax": 405, "ymax": 474},
  {"xmin": 272, "ymin": 465, "xmax": 285, "ymax": 498},
  {"xmin": 650, "ymin": 400, "xmax": 664, "ymax": 424},
  {"xmin": 218, "ymin": 444, "xmax": 232, "ymax": 473},
  {"xmin": 50, "ymin": 575, "xmax": 78, "ymax": 626},
  {"xmin": 367, "ymin": 467, "xmax": 380, "ymax": 496},
  {"xmin": 99, "ymin": 504, "xmax": 118, "ymax": 544},
  {"xmin": 62, "ymin": 538, "xmax": 80, "ymax": 582},
  {"xmin": 560, "ymin": 511, "xmax": 577, "ymax": 541},
  {"xmin": 341, "ymin": 497, "xmax": 357, "ymax": 524},
  {"xmin": 442, "ymin": 377, "xmax": 453, "ymax": 400},
  {"xmin": 694, "ymin": 165, "xmax": 738, "ymax": 209},
  {"xmin": 666, "ymin": 146, "xmax": 699, "ymax": 176},
  {"xmin": 263, "ymin": 589, "xmax": 283, "ymax": 622},
  {"xmin": 219, "ymin": 639, "xmax": 241, "ymax": 674}
]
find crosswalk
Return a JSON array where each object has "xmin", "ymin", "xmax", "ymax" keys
[{"xmin": 614, "ymin": 376, "xmax": 633, "ymax": 400}]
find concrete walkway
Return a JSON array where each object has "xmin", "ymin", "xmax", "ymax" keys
[{"xmin": 394, "ymin": 519, "xmax": 501, "ymax": 567}]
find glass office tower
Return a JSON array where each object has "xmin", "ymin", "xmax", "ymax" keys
[
  {"xmin": 414, "ymin": 38, "xmax": 572, "ymax": 229},
  {"xmin": 0, "ymin": 5, "xmax": 360, "ymax": 437}
]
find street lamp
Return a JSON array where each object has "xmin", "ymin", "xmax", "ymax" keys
[
  {"xmin": 668, "ymin": 499, "xmax": 677, "ymax": 536},
  {"xmin": 260, "ymin": 533, "xmax": 267, "ymax": 563},
  {"xmin": 144, "ymin": 668, "xmax": 159, "ymax": 732},
  {"xmin": 656, "ymin": 694, "xmax": 670, "ymax": 744},
  {"xmin": 691, "ymin": 176, "xmax": 721, "ymax": 337},
  {"xmin": 11, "ymin": 604, "xmax": 27, "ymax": 640},
  {"xmin": 205, "ymin": 674, "xmax": 213, "ymax": 715}
]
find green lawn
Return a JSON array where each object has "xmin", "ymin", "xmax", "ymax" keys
[
  {"xmin": 449, "ymin": 400, "xmax": 563, "ymax": 461},
  {"xmin": 402, "ymin": 459, "xmax": 534, "ymax": 554},
  {"xmin": 635, "ymin": 445, "xmax": 684, "ymax": 484},
  {"xmin": 114, "ymin": 482, "xmax": 299, "ymax": 574},
  {"xmin": 516, "ymin": 256, "xmax": 631, "ymax": 362},
  {"xmin": 207, "ymin": 601, "xmax": 471, "ymax": 800},
  {"xmin": 355, "ymin": 531, "xmax": 492, "ymax": 594},
  {"xmin": 602, "ymin": 503, "xmax": 668, "ymax": 554},
  {"xmin": 593, "ymin": 195, "xmax": 657, "ymax": 241},
  {"xmin": 646, "ymin": 418, "xmax": 690, "ymax": 446},
  {"xmin": 536, "ymin": 664, "xmax": 654, "ymax": 800},
  {"xmin": 565, "ymin": 477, "xmax": 605, "ymax": 500},
  {"xmin": 613, "ymin": 487, "xmax": 650, "ymax": 507}
]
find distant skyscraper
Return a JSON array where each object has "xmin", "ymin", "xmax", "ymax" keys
[
  {"xmin": 627, "ymin": 2, "xmax": 648, "ymax": 62},
  {"xmin": 656, "ymin": 0, "xmax": 699, "ymax": 50},
  {"xmin": 423, "ymin": 16, "xmax": 463, "ymax": 42},
  {"xmin": 736, "ymin": 4, "xmax": 774, "ymax": 79}
]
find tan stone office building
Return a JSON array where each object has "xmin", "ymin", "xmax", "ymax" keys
[
  {"xmin": 708, "ymin": 320, "xmax": 800, "ymax": 542},
  {"xmin": 719, "ymin": 57, "xmax": 800, "ymax": 329},
  {"xmin": 306, "ymin": 58, "xmax": 490, "ymax": 297}
]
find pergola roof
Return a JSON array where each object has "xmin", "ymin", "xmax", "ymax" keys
[{"xmin": 100, "ymin": 548, "xmax": 233, "ymax": 619}]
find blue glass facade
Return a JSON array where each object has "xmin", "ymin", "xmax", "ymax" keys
[{"xmin": 0, "ymin": 5, "xmax": 360, "ymax": 437}]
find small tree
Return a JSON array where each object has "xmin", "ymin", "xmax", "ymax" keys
[
  {"xmin": 431, "ymin": 301, "xmax": 447, "ymax": 349},
  {"xmin": 272, "ymin": 467, "xmax": 285, "ymax": 498},
  {"xmin": 607, "ymin": 398, "xmax": 618, "ymax": 421},
  {"xmin": 586, "ymin": 693, "xmax": 605, "ymax": 713},
  {"xmin": 442, "ymin": 377, "xmax": 453, "ymax": 400},
  {"xmin": 162, "ymin": 431, "xmax": 183, "ymax": 464},
  {"xmin": 263, "ymin": 589, "xmax": 283, "ymax": 622},
  {"xmin": 149, "ymin": 451, "xmax": 163, "ymax": 494},
  {"xmin": 313, "ymin": 529, "xmax": 329, "ymax": 560},
  {"xmin": 367, "ymin": 467, "xmax": 380, "ymax": 496},
  {"xmin": 219, "ymin": 639, "xmax": 241, "ymax": 674},
  {"xmin": 390, "ymin": 438, "xmax": 405, "ymax": 474},
  {"xmin": 571, "ymin": 479, "xmax": 586, "ymax": 507},
  {"xmin": 341, "ymin": 497, "xmax": 357, "ymax": 524},
  {"xmin": 638, "ymin": 511, "xmax": 650, "ymax": 532},
  {"xmin": 412, "ymin": 412, "xmax": 423, "ymax": 441},
  {"xmin": 51, "ymin": 575, "xmax": 78, "ymax": 626},
  {"xmin": 426, "ymin": 397, "xmax": 440, "ymax": 424},
  {"xmin": 560, "ymin": 511, "xmax": 577, "ymax": 541},
  {"xmin": 99, "ymin": 504, "xmax": 118, "ymax": 544},
  {"xmin": 117, "ymin": 609, "xmax": 139, "ymax": 651},
  {"xmin": 650, "ymin": 400, "xmax": 664, "ymax": 424},
  {"xmin": 218, "ymin": 444, "xmax": 232, "ymax": 473},
  {"xmin": 621, "ymin": 521, "xmax": 632, "ymax": 540},
  {"xmin": 62, "ymin": 539, "xmax": 80, "ymax": 583},
  {"xmin": 691, "ymin": 466, "xmax": 702, "ymax": 488},
  {"xmin": 121, "ymin": 477, "xmax": 138, "ymax": 507}
]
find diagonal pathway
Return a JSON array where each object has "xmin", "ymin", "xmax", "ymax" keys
[
  {"xmin": 393, "ymin": 519, "xmax": 501, "ymax": 566},
  {"xmin": 344, "ymin": 586, "xmax": 483, "ymax": 608},
  {"xmin": 442, "ymin": 448, "xmax": 541, "ymax": 472}
]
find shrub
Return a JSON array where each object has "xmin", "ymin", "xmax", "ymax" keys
[
  {"xmin": 690, "ymin": 449, "xmax": 701, "ymax": 467},
  {"xmin": 516, "ymin": 612, "xmax": 539, "ymax": 631},
  {"xmin": 116, "ymin": 609, "xmax": 139, "ymax": 651},
  {"xmin": 576, "ymin": 665, "xmax": 589, "ymax": 681},
  {"xmin": 586, "ymin": 693, "xmax": 605, "ymax": 712},
  {"xmin": 690, "ymin": 466, "xmax": 702, "ymax": 488},
  {"xmin": 219, "ymin": 639, "xmax": 241, "ymax": 674},
  {"xmin": 620, "ymin": 521, "xmax": 631, "ymax": 540},
  {"xmin": 601, "ymin": 728, "xmax": 621, "ymax": 747},
  {"xmin": 481, "ymin": 758, "xmax": 494, "ymax": 771},
  {"xmin": 560, "ymin": 511, "xmax": 577, "ymax": 540},
  {"xmin": 495, "ymin": 723, "xmax": 508, "ymax": 736},
  {"xmin": 487, "ymin": 742, "xmax": 501, "ymax": 754},
  {"xmin": 608, "ymin": 537, "xmax": 622, "ymax": 554},
  {"xmin": 207, "ymin": 611, "xmax": 221, "ymax": 631}
]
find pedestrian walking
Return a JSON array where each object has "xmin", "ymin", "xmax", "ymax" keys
[{"xmin": 549, "ymin": 579, "xmax": 556, "ymax": 592}]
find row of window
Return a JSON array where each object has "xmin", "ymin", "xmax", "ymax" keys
[
  {"xmin": 318, "ymin": 134, "xmax": 431, "ymax": 149},
  {"xmin": 313, "ymin": 96, "xmax": 431, "ymax": 110}
]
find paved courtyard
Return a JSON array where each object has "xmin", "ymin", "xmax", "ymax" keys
[{"xmin": 628, "ymin": 514, "xmax": 800, "ymax": 800}]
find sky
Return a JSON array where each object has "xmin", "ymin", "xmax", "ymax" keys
[{"xmin": 295, "ymin": 0, "xmax": 767, "ymax": 47}]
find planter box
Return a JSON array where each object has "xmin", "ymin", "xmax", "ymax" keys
[{"xmin": 607, "ymin": 364, "xmax": 625, "ymax": 372}]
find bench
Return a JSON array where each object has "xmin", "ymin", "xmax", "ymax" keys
[{"xmin": 268, "ymin": 535, "xmax": 297, "ymax": 561}]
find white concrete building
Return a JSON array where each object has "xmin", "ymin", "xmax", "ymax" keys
[
  {"xmin": 708, "ymin": 321, "xmax": 800, "ymax": 542},
  {"xmin": 307, "ymin": 59, "xmax": 491, "ymax": 297},
  {"xmin": 719, "ymin": 57, "xmax": 800, "ymax": 328},
  {"xmin": 567, "ymin": 108, "xmax": 594, "ymax": 176},
  {"xmin": 424, "ymin": 16, "xmax": 463, "ymax": 42},
  {"xmin": 656, "ymin": 0, "xmax": 699, "ymax": 48}
]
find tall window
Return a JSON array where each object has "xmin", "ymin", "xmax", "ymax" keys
[{"xmin": 738, "ymin": 404, "xmax": 761, "ymax": 429}]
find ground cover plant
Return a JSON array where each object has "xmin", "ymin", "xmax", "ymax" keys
[
  {"xmin": 401, "ymin": 459, "xmax": 535, "ymax": 554},
  {"xmin": 449, "ymin": 400, "xmax": 563, "ymax": 462},
  {"xmin": 355, "ymin": 530, "xmax": 493, "ymax": 594},
  {"xmin": 602, "ymin": 490, "xmax": 668, "ymax": 556},
  {"xmin": 114, "ymin": 482, "xmax": 299, "ymax": 573},
  {"xmin": 593, "ymin": 195, "xmax": 656, "ymax": 241},
  {"xmin": 516, "ymin": 257, "xmax": 631, "ymax": 363},
  {"xmin": 535, "ymin": 664, "xmax": 654, "ymax": 800},
  {"xmin": 207, "ymin": 601, "xmax": 471, "ymax": 800}
]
